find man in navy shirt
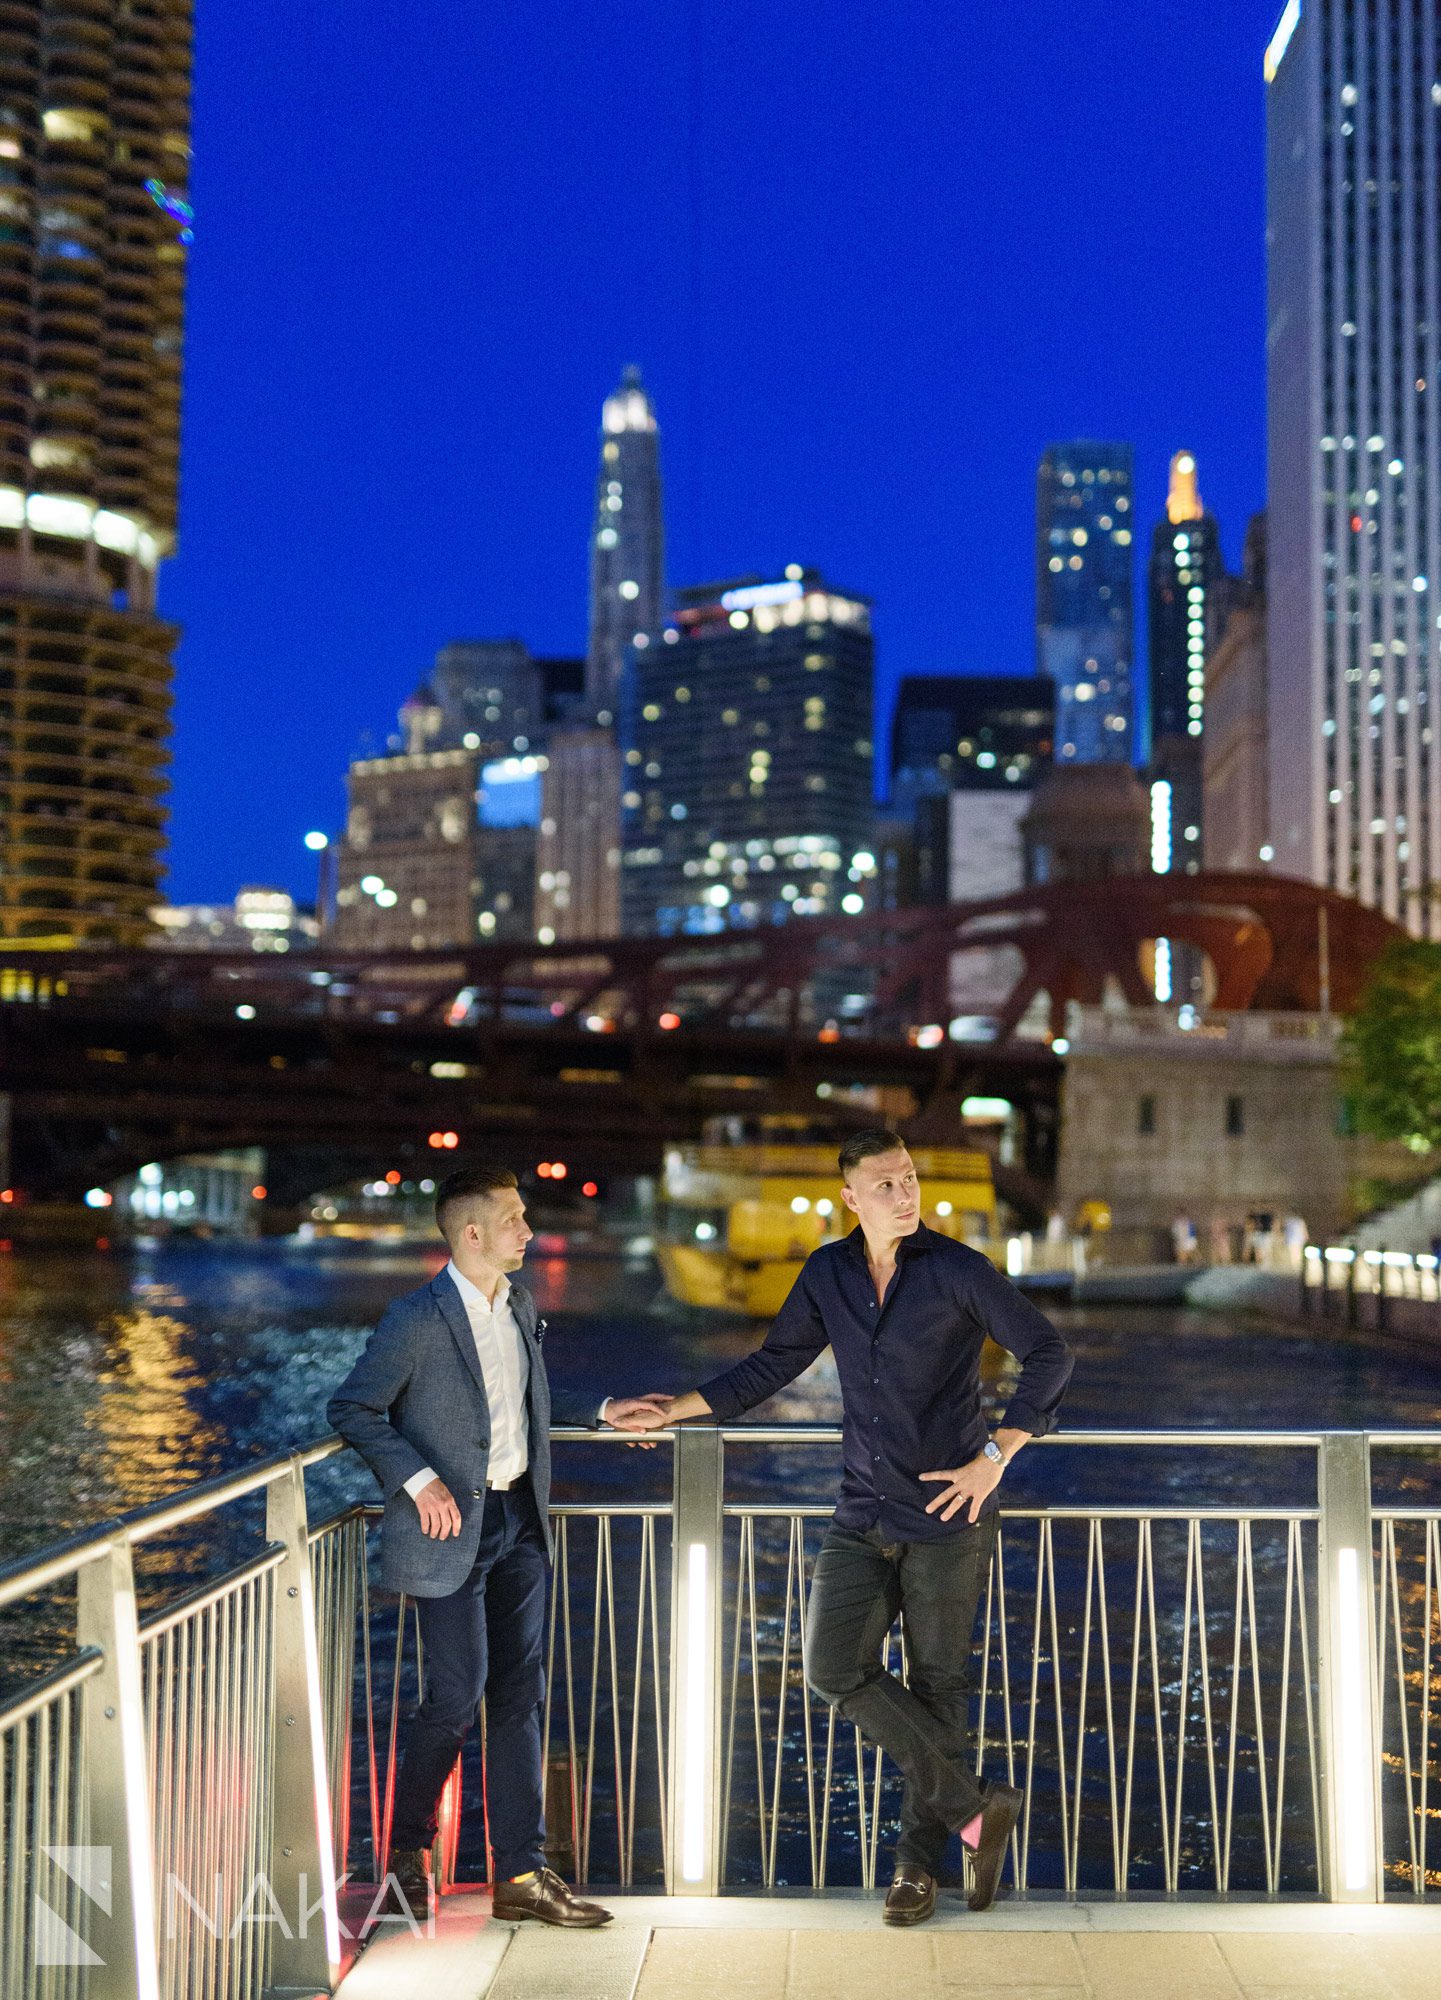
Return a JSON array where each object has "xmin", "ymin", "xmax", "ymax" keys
[{"xmin": 635, "ymin": 1129, "xmax": 1072, "ymax": 1923}]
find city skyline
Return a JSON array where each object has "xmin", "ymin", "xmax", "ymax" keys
[{"xmin": 160, "ymin": 0, "xmax": 1272, "ymax": 903}]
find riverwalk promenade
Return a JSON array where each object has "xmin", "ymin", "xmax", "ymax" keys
[{"xmin": 338, "ymin": 1892, "xmax": 1441, "ymax": 2000}]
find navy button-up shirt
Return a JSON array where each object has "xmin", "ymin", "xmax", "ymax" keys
[{"xmin": 697, "ymin": 1222, "xmax": 1073, "ymax": 1541}]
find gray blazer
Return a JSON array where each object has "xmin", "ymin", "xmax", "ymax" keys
[{"xmin": 326, "ymin": 1268, "xmax": 602, "ymax": 1596}]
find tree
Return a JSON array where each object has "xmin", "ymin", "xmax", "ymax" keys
[{"xmin": 1342, "ymin": 938, "xmax": 1441, "ymax": 1153}]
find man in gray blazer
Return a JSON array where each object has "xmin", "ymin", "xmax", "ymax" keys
[{"xmin": 327, "ymin": 1163, "xmax": 661, "ymax": 1926}]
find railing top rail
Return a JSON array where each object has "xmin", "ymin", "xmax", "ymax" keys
[
  {"xmin": 6, "ymin": 1422, "xmax": 1440, "ymax": 1613},
  {"xmin": 722, "ymin": 1503, "xmax": 1323, "ymax": 1521},
  {"xmin": 554, "ymin": 1425, "xmax": 1335, "ymax": 1447},
  {"xmin": 0, "ymin": 1436, "xmax": 344, "ymax": 1612}
]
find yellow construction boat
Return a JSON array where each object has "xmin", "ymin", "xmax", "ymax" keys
[{"xmin": 656, "ymin": 1117, "xmax": 1002, "ymax": 1316}]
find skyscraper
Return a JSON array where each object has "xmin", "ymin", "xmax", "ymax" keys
[
  {"xmin": 1265, "ymin": 0, "xmax": 1441, "ymax": 933},
  {"xmin": 889, "ymin": 673, "xmax": 1054, "ymax": 811},
  {"xmin": 536, "ymin": 724, "xmax": 622, "ymax": 941},
  {"xmin": 1205, "ymin": 514, "xmax": 1270, "ymax": 873},
  {"xmin": 330, "ymin": 746, "xmax": 534, "ymax": 950},
  {"xmin": 0, "ymin": 4, "xmax": 193, "ymax": 945},
  {"xmin": 1146, "ymin": 451, "xmax": 1223, "ymax": 876},
  {"xmin": 1036, "ymin": 442, "xmax": 1135, "ymax": 764},
  {"xmin": 888, "ymin": 673, "xmax": 1054, "ymax": 908},
  {"xmin": 621, "ymin": 568, "xmax": 875, "ymax": 935},
  {"xmin": 586, "ymin": 367, "xmax": 664, "ymax": 715}
]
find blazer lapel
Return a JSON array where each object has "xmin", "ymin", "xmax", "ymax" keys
[{"xmin": 431, "ymin": 1270, "xmax": 489, "ymax": 1406}]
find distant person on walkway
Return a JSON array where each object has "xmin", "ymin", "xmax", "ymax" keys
[
  {"xmin": 1282, "ymin": 1214, "xmax": 1309, "ymax": 1271},
  {"xmin": 625, "ymin": 1130, "xmax": 1073, "ymax": 1925},
  {"xmin": 1170, "ymin": 1214, "xmax": 1199, "ymax": 1265},
  {"xmin": 327, "ymin": 1164, "xmax": 662, "ymax": 1927}
]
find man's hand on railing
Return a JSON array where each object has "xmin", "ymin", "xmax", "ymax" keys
[
  {"xmin": 604, "ymin": 1394, "xmax": 673, "ymax": 1447},
  {"xmin": 413, "ymin": 1476, "xmax": 463, "ymax": 1539}
]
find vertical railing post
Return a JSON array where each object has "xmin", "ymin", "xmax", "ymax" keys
[
  {"xmin": 667, "ymin": 1426, "xmax": 724, "ymax": 1896},
  {"xmin": 76, "ymin": 1540, "xmax": 161, "ymax": 2000},
  {"xmin": 1316, "ymin": 1433, "xmax": 1382, "ymax": 1902},
  {"xmin": 265, "ymin": 1459, "xmax": 341, "ymax": 1995}
]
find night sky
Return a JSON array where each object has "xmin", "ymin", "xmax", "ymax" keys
[{"xmin": 164, "ymin": 0, "xmax": 1275, "ymax": 905}]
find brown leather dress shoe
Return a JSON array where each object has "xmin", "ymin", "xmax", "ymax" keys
[
  {"xmin": 966, "ymin": 1784, "xmax": 1023, "ymax": 1912},
  {"xmin": 491, "ymin": 1866, "xmax": 614, "ymax": 1928},
  {"xmin": 883, "ymin": 1866, "xmax": 937, "ymax": 1926}
]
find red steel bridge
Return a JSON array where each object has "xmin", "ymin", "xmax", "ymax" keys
[{"xmin": 0, "ymin": 872, "xmax": 1397, "ymax": 1204}]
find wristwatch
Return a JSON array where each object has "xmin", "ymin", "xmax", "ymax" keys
[{"xmin": 982, "ymin": 1439, "xmax": 1006, "ymax": 1469}]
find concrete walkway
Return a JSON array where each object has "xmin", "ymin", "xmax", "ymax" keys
[{"xmin": 334, "ymin": 1891, "xmax": 1441, "ymax": 2000}]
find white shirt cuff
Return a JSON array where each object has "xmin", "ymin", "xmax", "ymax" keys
[
  {"xmin": 404, "ymin": 1465, "xmax": 439, "ymax": 1502},
  {"xmin": 598, "ymin": 1397, "xmax": 612, "ymax": 1425}
]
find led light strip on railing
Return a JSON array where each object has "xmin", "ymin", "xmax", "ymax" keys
[
  {"xmin": 680, "ymin": 1539, "xmax": 711, "ymax": 1884},
  {"xmin": 1332, "ymin": 1545, "xmax": 1374, "ymax": 1895},
  {"xmin": 0, "ymin": 488, "xmax": 167, "ymax": 568}
]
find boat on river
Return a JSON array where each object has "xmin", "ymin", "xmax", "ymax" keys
[{"xmin": 656, "ymin": 1114, "xmax": 1002, "ymax": 1315}]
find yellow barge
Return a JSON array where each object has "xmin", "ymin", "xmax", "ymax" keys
[{"xmin": 656, "ymin": 1118, "xmax": 1002, "ymax": 1316}]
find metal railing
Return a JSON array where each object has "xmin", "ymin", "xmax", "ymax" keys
[
  {"xmin": 1, "ymin": 1427, "xmax": 1439, "ymax": 2000},
  {"xmin": 1301, "ymin": 1244, "xmax": 1441, "ymax": 1332}
]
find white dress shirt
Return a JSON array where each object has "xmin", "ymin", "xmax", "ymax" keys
[{"xmin": 403, "ymin": 1262, "xmax": 612, "ymax": 1503}]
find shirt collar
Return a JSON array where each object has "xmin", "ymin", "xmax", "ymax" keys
[
  {"xmin": 447, "ymin": 1259, "xmax": 511, "ymax": 1314},
  {"xmin": 843, "ymin": 1220, "xmax": 934, "ymax": 1263}
]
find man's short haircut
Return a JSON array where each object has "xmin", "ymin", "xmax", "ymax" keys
[
  {"xmin": 837, "ymin": 1129, "xmax": 909, "ymax": 1181},
  {"xmin": 435, "ymin": 1164, "xmax": 519, "ymax": 1242}
]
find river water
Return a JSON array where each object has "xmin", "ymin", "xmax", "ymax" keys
[{"xmin": 1, "ymin": 1237, "xmax": 1438, "ymax": 1892}]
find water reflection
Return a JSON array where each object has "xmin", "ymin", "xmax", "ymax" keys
[{"xmin": 2, "ymin": 1241, "xmax": 1440, "ymax": 1561}]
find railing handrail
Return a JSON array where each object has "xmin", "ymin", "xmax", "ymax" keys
[
  {"xmin": 0, "ymin": 1435, "xmax": 345, "ymax": 1611},
  {"xmin": 10, "ymin": 1422, "xmax": 1441, "ymax": 1613}
]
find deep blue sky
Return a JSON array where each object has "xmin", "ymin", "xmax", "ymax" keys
[{"xmin": 164, "ymin": 0, "xmax": 1275, "ymax": 904}]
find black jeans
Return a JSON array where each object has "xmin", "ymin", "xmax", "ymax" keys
[
  {"xmin": 390, "ymin": 1485, "xmax": 548, "ymax": 1880},
  {"xmin": 803, "ymin": 1514, "xmax": 998, "ymax": 1873}
]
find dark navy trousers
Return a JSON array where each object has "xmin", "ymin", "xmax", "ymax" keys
[{"xmin": 390, "ymin": 1484, "xmax": 548, "ymax": 1880}]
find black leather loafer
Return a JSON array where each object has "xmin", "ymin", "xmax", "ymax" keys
[
  {"xmin": 966, "ymin": 1784, "xmax": 1023, "ymax": 1912},
  {"xmin": 883, "ymin": 1866, "xmax": 937, "ymax": 1925}
]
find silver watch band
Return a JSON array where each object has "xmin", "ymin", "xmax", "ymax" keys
[{"xmin": 982, "ymin": 1438, "xmax": 1005, "ymax": 1467}]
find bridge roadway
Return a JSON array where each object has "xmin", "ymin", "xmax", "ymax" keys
[
  {"xmin": 0, "ymin": 945, "xmax": 1059, "ymax": 1201},
  {"xmin": 0, "ymin": 873, "xmax": 1391, "ymax": 1201}
]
